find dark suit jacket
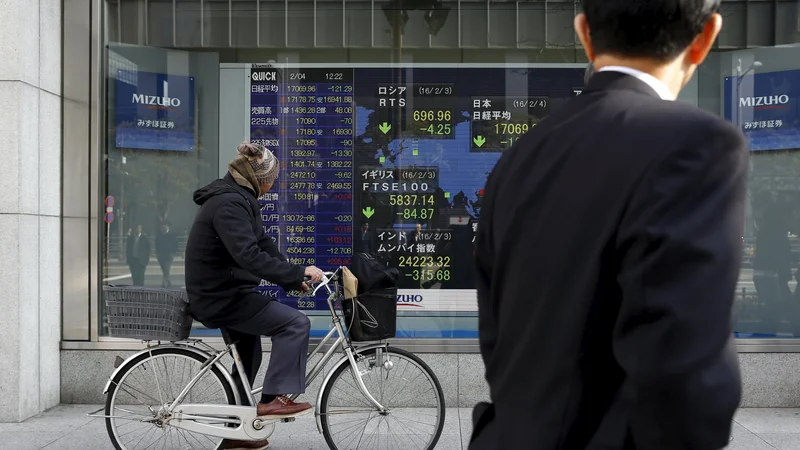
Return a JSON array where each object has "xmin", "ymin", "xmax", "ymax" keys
[
  {"xmin": 357, "ymin": 228, "xmax": 377, "ymax": 254},
  {"xmin": 471, "ymin": 71, "xmax": 747, "ymax": 450},
  {"xmin": 126, "ymin": 233, "xmax": 151, "ymax": 266},
  {"xmin": 155, "ymin": 230, "xmax": 179, "ymax": 261}
]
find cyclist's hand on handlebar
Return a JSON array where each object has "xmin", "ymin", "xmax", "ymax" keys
[
  {"xmin": 300, "ymin": 282, "xmax": 311, "ymax": 292},
  {"xmin": 304, "ymin": 265, "xmax": 324, "ymax": 283}
]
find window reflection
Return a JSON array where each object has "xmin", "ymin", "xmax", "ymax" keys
[
  {"xmin": 736, "ymin": 150, "xmax": 800, "ymax": 337},
  {"xmin": 101, "ymin": 1, "xmax": 800, "ymax": 340},
  {"xmin": 115, "ymin": 221, "xmax": 184, "ymax": 288},
  {"xmin": 101, "ymin": 45, "xmax": 220, "ymax": 336}
]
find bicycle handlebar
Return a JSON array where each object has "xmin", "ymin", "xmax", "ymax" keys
[
  {"xmin": 303, "ymin": 271, "xmax": 336, "ymax": 281},
  {"xmin": 303, "ymin": 271, "xmax": 339, "ymax": 297}
]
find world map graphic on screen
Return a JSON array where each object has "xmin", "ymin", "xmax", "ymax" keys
[{"xmin": 248, "ymin": 65, "xmax": 584, "ymax": 312}]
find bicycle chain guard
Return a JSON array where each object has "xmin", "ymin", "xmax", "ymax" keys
[{"xmin": 169, "ymin": 404, "xmax": 274, "ymax": 441}]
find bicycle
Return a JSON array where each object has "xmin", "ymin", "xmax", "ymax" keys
[{"xmin": 90, "ymin": 268, "xmax": 446, "ymax": 450}]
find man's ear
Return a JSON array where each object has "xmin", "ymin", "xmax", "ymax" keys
[
  {"xmin": 574, "ymin": 13, "xmax": 595, "ymax": 62},
  {"xmin": 687, "ymin": 13, "xmax": 722, "ymax": 65}
]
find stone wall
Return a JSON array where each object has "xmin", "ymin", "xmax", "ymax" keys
[
  {"xmin": 0, "ymin": 0, "xmax": 62, "ymax": 423},
  {"xmin": 60, "ymin": 351, "xmax": 800, "ymax": 408}
]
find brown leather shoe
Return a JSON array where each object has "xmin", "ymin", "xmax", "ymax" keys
[
  {"xmin": 256, "ymin": 395, "xmax": 313, "ymax": 419},
  {"xmin": 220, "ymin": 438, "xmax": 269, "ymax": 449}
]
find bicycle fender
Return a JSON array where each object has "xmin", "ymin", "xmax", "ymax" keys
[
  {"xmin": 314, "ymin": 343, "xmax": 389, "ymax": 433},
  {"xmin": 101, "ymin": 344, "xmax": 242, "ymax": 406}
]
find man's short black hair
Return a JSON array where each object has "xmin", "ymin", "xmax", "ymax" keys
[
  {"xmin": 581, "ymin": 0, "xmax": 721, "ymax": 61},
  {"xmin": 584, "ymin": 62, "xmax": 595, "ymax": 86}
]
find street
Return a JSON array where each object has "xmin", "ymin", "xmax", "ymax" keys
[
  {"xmin": 105, "ymin": 258, "xmax": 186, "ymax": 287},
  {"xmin": 0, "ymin": 405, "xmax": 793, "ymax": 450}
]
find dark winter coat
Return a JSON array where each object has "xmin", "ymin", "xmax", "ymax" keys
[{"xmin": 185, "ymin": 173, "xmax": 305, "ymax": 327}]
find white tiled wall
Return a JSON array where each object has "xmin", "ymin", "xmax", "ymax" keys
[{"xmin": 0, "ymin": 0, "xmax": 62, "ymax": 423}]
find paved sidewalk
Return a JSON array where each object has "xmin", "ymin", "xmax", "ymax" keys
[{"xmin": 0, "ymin": 405, "xmax": 798, "ymax": 449}]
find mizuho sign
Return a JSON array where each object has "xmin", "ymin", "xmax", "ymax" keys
[
  {"xmin": 739, "ymin": 95, "xmax": 790, "ymax": 108},
  {"xmin": 397, "ymin": 294, "xmax": 423, "ymax": 303},
  {"xmin": 132, "ymin": 80, "xmax": 182, "ymax": 108}
]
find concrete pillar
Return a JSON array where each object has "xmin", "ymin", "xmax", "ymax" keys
[{"xmin": 0, "ymin": 0, "xmax": 62, "ymax": 422}]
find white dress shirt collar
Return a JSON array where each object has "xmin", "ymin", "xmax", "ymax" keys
[{"xmin": 597, "ymin": 65, "xmax": 675, "ymax": 101}]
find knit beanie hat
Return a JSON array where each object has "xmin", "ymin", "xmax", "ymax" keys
[{"xmin": 235, "ymin": 142, "xmax": 280, "ymax": 187}]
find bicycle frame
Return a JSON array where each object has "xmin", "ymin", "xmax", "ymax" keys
[
  {"xmin": 250, "ymin": 272, "xmax": 387, "ymax": 412},
  {"xmin": 97, "ymin": 269, "xmax": 389, "ymax": 441}
]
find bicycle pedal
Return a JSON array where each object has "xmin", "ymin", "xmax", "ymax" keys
[{"xmin": 280, "ymin": 417, "xmax": 296, "ymax": 423}]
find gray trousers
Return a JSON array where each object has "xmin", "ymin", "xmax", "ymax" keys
[{"xmin": 223, "ymin": 296, "xmax": 311, "ymax": 404}]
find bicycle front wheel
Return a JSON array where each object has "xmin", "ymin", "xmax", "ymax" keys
[
  {"xmin": 319, "ymin": 346, "xmax": 446, "ymax": 450},
  {"xmin": 104, "ymin": 347, "xmax": 237, "ymax": 450}
]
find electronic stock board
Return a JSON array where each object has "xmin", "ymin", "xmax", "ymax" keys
[{"xmin": 248, "ymin": 64, "xmax": 585, "ymax": 313}]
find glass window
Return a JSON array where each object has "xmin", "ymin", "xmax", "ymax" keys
[
  {"xmin": 101, "ymin": 0, "xmax": 800, "ymax": 341},
  {"xmin": 229, "ymin": 63, "xmax": 585, "ymax": 339},
  {"xmin": 697, "ymin": 47, "xmax": 800, "ymax": 339},
  {"xmin": 102, "ymin": 45, "xmax": 221, "ymax": 336},
  {"xmin": 101, "ymin": 0, "xmax": 589, "ymax": 339}
]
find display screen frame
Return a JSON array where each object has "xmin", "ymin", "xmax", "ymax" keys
[{"xmin": 230, "ymin": 62, "xmax": 586, "ymax": 323}]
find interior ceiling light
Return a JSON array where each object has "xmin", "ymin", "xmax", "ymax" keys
[{"xmin": 382, "ymin": 0, "xmax": 451, "ymax": 36}]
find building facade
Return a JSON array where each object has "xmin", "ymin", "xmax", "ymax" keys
[{"xmin": 2, "ymin": 0, "xmax": 800, "ymax": 422}]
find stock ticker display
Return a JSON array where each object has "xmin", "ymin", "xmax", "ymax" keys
[{"xmin": 249, "ymin": 65, "xmax": 584, "ymax": 311}]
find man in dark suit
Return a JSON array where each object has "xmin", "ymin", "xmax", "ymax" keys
[
  {"xmin": 126, "ymin": 224, "xmax": 151, "ymax": 286},
  {"xmin": 358, "ymin": 222, "xmax": 377, "ymax": 254},
  {"xmin": 155, "ymin": 220, "xmax": 179, "ymax": 287},
  {"xmin": 471, "ymin": 1, "xmax": 748, "ymax": 449}
]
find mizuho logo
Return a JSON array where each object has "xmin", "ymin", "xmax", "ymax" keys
[
  {"xmin": 132, "ymin": 80, "xmax": 181, "ymax": 108},
  {"xmin": 739, "ymin": 95, "xmax": 790, "ymax": 108},
  {"xmin": 397, "ymin": 294, "xmax": 423, "ymax": 303}
]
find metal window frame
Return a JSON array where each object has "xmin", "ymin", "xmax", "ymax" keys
[{"xmin": 102, "ymin": 0, "xmax": 799, "ymax": 50}]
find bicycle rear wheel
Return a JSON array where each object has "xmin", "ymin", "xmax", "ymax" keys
[
  {"xmin": 104, "ymin": 347, "xmax": 236, "ymax": 450},
  {"xmin": 319, "ymin": 346, "xmax": 446, "ymax": 450}
]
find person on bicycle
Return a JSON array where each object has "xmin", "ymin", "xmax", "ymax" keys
[{"xmin": 185, "ymin": 141, "xmax": 324, "ymax": 450}]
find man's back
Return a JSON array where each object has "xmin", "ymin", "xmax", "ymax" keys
[{"xmin": 473, "ymin": 71, "xmax": 747, "ymax": 449}]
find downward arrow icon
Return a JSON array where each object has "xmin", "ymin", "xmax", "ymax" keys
[
  {"xmin": 362, "ymin": 207, "xmax": 375, "ymax": 218},
  {"xmin": 379, "ymin": 123, "xmax": 391, "ymax": 134},
  {"xmin": 473, "ymin": 136, "xmax": 486, "ymax": 147}
]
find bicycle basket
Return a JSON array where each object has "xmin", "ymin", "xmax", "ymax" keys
[
  {"xmin": 342, "ymin": 287, "xmax": 398, "ymax": 342},
  {"xmin": 104, "ymin": 286, "xmax": 193, "ymax": 341}
]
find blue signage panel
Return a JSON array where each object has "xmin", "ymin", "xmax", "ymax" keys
[
  {"xmin": 114, "ymin": 70, "xmax": 196, "ymax": 151},
  {"xmin": 724, "ymin": 69, "xmax": 800, "ymax": 151}
]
